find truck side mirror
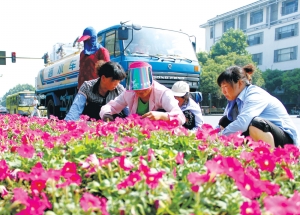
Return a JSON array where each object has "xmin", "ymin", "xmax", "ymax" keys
[
  {"xmin": 118, "ymin": 27, "xmax": 129, "ymax": 40},
  {"xmin": 192, "ymin": 42, "xmax": 196, "ymax": 52}
]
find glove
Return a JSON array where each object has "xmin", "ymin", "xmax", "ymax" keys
[{"xmin": 102, "ymin": 114, "xmax": 114, "ymax": 122}]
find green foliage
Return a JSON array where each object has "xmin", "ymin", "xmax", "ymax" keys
[
  {"xmin": 282, "ymin": 69, "xmax": 300, "ymax": 96},
  {"xmin": 261, "ymin": 69, "xmax": 300, "ymax": 107},
  {"xmin": 262, "ymin": 69, "xmax": 283, "ymax": 92},
  {"xmin": 199, "ymin": 53, "xmax": 265, "ymax": 100},
  {"xmin": 1, "ymin": 84, "xmax": 35, "ymax": 106},
  {"xmin": 210, "ymin": 28, "xmax": 248, "ymax": 59},
  {"xmin": 196, "ymin": 51, "xmax": 209, "ymax": 66}
]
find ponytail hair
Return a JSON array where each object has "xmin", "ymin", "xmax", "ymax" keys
[
  {"xmin": 217, "ymin": 64, "xmax": 256, "ymax": 87},
  {"xmin": 242, "ymin": 64, "xmax": 255, "ymax": 84}
]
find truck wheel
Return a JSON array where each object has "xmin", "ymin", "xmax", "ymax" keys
[{"xmin": 47, "ymin": 100, "xmax": 56, "ymax": 119}]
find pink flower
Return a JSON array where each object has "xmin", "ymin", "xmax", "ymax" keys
[
  {"xmin": 144, "ymin": 170, "xmax": 165, "ymax": 189},
  {"xmin": 147, "ymin": 148, "xmax": 155, "ymax": 162},
  {"xmin": 119, "ymin": 156, "xmax": 134, "ymax": 171},
  {"xmin": 264, "ymin": 195, "xmax": 297, "ymax": 215},
  {"xmin": 175, "ymin": 152, "xmax": 184, "ymax": 165},
  {"xmin": 240, "ymin": 200, "xmax": 261, "ymax": 215},
  {"xmin": 235, "ymin": 174, "xmax": 263, "ymax": 199},
  {"xmin": 255, "ymin": 153, "xmax": 276, "ymax": 172},
  {"xmin": 281, "ymin": 165, "xmax": 294, "ymax": 179},
  {"xmin": 13, "ymin": 188, "xmax": 29, "ymax": 206},
  {"xmin": 61, "ymin": 162, "xmax": 77, "ymax": 176},
  {"xmin": 17, "ymin": 144, "xmax": 35, "ymax": 158},
  {"xmin": 187, "ymin": 172, "xmax": 210, "ymax": 186},
  {"xmin": 117, "ymin": 172, "xmax": 141, "ymax": 189},
  {"xmin": 31, "ymin": 179, "xmax": 46, "ymax": 193},
  {"xmin": 80, "ymin": 192, "xmax": 101, "ymax": 212},
  {"xmin": 0, "ymin": 185, "xmax": 8, "ymax": 197},
  {"xmin": 221, "ymin": 157, "xmax": 244, "ymax": 179},
  {"xmin": 0, "ymin": 160, "xmax": 10, "ymax": 180},
  {"xmin": 261, "ymin": 180, "xmax": 280, "ymax": 196}
]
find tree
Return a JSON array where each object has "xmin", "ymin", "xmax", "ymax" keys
[
  {"xmin": 262, "ymin": 69, "xmax": 283, "ymax": 92},
  {"xmin": 197, "ymin": 51, "xmax": 209, "ymax": 66},
  {"xmin": 259, "ymin": 68, "xmax": 300, "ymax": 110},
  {"xmin": 1, "ymin": 84, "xmax": 35, "ymax": 106},
  {"xmin": 199, "ymin": 53, "xmax": 264, "ymax": 107},
  {"xmin": 210, "ymin": 28, "xmax": 248, "ymax": 59}
]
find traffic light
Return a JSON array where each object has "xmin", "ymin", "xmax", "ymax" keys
[
  {"xmin": 43, "ymin": 53, "xmax": 49, "ymax": 64},
  {"xmin": 11, "ymin": 52, "xmax": 16, "ymax": 63}
]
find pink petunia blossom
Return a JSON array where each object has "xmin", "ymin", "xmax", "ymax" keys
[
  {"xmin": 281, "ymin": 165, "xmax": 294, "ymax": 179},
  {"xmin": 17, "ymin": 144, "xmax": 35, "ymax": 158},
  {"xmin": 187, "ymin": 172, "xmax": 210, "ymax": 186},
  {"xmin": 255, "ymin": 153, "xmax": 276, "ymax": 172},
  {"xmin": 80, "ymin": 192, "xmax": 101, "ymax": 212},
  {"xmin": 144, "ymin": 170, "xmax": 165, "ymax": 189},
  {"xmin": 240, "ymin": 200, "xmax": 261, "ymax": 215},
  {"xmin": 0, "ymin": 160, "xmax": 10, "ymax": 180},
  {"xmin": 175, "ymin": 152, "xmax": 184, "ymax": 165},
  {"xmin": 61, "ymin": 162, "xmax": 78, "ymax": 176},
  {"xmin": 31, "ymin": 179, "xmax": 46, "ymax": 193},
  {"xmin": 119, "ymin": 156, "xmax": 134, "ymax": 171},
  {"xmin": 235, "ymin": 174, "xmax": 263, "ymax": 199},
  {"xmin": 264, "ymin": 195, "xmax": 298, "ymax": 215},
  {"xmin": 147, "ymin": 148, "xmax": 155, "ymax": 162}
]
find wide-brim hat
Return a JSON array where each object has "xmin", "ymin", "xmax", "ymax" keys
[{"xmin": 126, "ymin": 62, "xmax": 153, "ymax": 91}]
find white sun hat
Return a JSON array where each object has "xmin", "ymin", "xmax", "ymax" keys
[{"xmin": 171, "ymin": 81, "xmax": 190, "ymax": 97}]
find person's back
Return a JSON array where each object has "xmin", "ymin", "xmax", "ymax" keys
[{"xmin": 245, "ymin": 85, "xmax": 297, "ymax": 140}]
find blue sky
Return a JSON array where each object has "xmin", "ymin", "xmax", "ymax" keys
[{"xmin": 0, "ymin": 0, "xmax": 255, "ymax": 98}]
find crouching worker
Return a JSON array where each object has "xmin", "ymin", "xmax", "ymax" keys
[
  {"xmin": 217, "ymin": 64, "xmax": 299, "ymax": 148},
  {"xmin": 100, "ymin": 61, "xmax": 186, "ymax": 125},
  {"xmin": 171, "ymin": 81, "xmax": 204, "ymax": 130},
  {"xmin": 65, "ymin": 61, "xmax": 128, "ymax": 121}
]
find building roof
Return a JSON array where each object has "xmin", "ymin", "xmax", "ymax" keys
[{"xmin": 199, "ymin": 0, "xmax": 284, "ymax": 28}]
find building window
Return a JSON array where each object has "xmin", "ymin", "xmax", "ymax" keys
[
  {"xmin": 210, "ymin": 27, "xmax": 214, "ymax": 39},
  {"xmin": 223, "ymin": 19, "xmax": 235, "ymax": 32},
  {"xmin": 270, "ymin": 3, "xmax": 278, "ymax": 23},
  {"xmin": 239, "ymin": 14, "xmax": 247, "ymax": 31},
  {"xmin": 247, "ymin": 32, "xmax": 263, "ymax": 46},
  {"xmin": 250, "ymin": 10, "xmax": 263, "ymax": 25},
  {"xmin": 275, "ymin": 23, "xmax": 298, "ymax": 40},
  {"xmin": 274, "ymin": 46, "xmax": 298, "ymax": 62},
  {"xmin": 252, "ymin": 53, "xmax": 263, "ymax": 65},
  {"xmin": 281, "ymin": 0, "xmax": 298, "ymax": 16}
]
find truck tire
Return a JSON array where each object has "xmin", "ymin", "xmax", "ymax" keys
[{"xmin": 47, "ymin": 100, "xmax": 58, "ymax": 119}]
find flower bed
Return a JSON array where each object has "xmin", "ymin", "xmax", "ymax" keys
[{"xmin": 0, "ymin": 114, "xmax": 299, "ymax": 215}]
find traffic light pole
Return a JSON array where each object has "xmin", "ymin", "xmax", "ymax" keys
[{"xmin": 0, "ymin": 56, "xmax": 42, "ymax": 59}]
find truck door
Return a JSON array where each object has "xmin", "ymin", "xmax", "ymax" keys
[{"xmin": 104, "ymin": 29, "xmax": 122, "ymax": 64}]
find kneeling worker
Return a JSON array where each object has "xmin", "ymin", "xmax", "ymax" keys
[
  {"xmin": 65, "ymin": 61, "xmax": 128, "ymax": 121},
  {"xmin": 100, "ymin": 61, "xmax": 185, "ymax": 125}
]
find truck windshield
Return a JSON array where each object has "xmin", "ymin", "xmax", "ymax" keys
[
  {"xmin": 123, "ymin": 27, "xmax": 197, "ymax": 61},
  {"xmin": 19, "ymin": 94, "xmax": 34, "ymax": 107}
]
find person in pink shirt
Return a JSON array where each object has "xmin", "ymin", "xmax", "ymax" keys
[{"xmin": 100, "ymin": 61, "xmax": 185, "ymax": 125}]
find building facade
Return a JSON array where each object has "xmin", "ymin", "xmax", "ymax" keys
[{"xmin": 200, "ymin": 0, "xmax": 299, "ymax": 71}]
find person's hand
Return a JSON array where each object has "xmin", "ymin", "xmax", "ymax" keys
[
  {"xmin": 102, "ymin": 114, "xmax": 114, "ymax": 122},
  {"xmin": 142, "ymin": 111, "xmax": 169, "ymax": 121}
]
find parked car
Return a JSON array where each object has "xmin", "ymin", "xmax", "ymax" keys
[{"xmin": 0, "ymin": 106, "xmax": 9, "ymax": 114}]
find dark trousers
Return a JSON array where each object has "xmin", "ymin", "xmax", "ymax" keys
[{"xmin": 219, "ymin": 116, "xmax": 293, "ymax": 147}]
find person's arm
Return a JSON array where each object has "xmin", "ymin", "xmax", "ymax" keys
[
  {"xmin": 64, "ymin": 93, "xmax": 86, "ymax": 121},
  {"xmin": 144, "ymin": 90, "xmax": 185, "ymax": 124},
  {"xmin": 221, "ymin": 90, "xmax": 268, "ymax": 136},
  {"xmin": 100, "ymin": 92, "xmax": 128, "ymax": 120}
]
